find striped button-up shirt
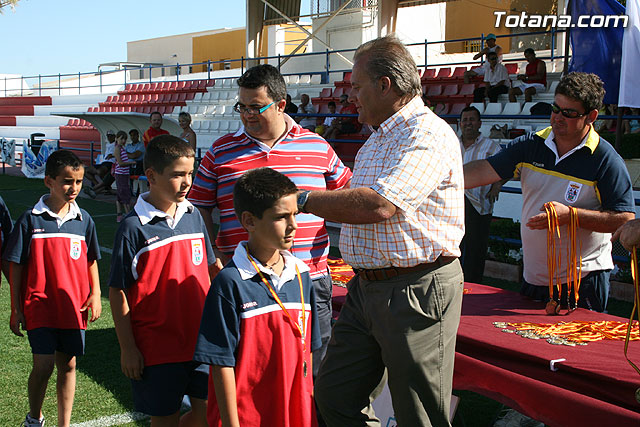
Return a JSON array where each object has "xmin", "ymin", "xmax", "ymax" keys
[
  {"xmin": 339, "ymin": 96, "xmax": 464, "ymax": 269},
  {"xmin": 460, "ymin": 134, "xmax": 502, "ymax": 215}
]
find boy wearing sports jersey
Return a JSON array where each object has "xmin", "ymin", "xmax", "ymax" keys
[
  {"xmin": 194, "ymin": 167, "xmax": 321, "ymax": 427},
  {"xmin": 3, "ymin": 150, "xmax": 102, "ymax": 427},
  {"xmin": 109, "ymin": 135, "xmax": 214, "ymax": 427},
  {"xmin": 0, "ymin": 195, "xmax": 13, "ymax": 283}
]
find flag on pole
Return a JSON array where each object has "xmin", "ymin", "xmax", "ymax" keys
[{"xmin": 619, "ymin": 0, "xmax": 640, "ymax": 108}]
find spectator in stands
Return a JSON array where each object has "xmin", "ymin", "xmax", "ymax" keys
[
  {"xmin": 509, "ymin": 48, "xmax": 547, "ymax": 103},
  {"xmin": 323, "ymin": 94, "xmax": 362, "ymax": 142},
  {"xmin": 113, "ymin": 131, "xmax": 136, "ymax": 222},
  {"xmin": 315, "ymin": 101, "xmax": 337, "ymax": 138},
  {"xmin": 126, "ymin": 129, "xmax": 146, "ymax": 195},
  {"xmin": 188, "ymin": 64, "xmax": 352, "ymax": 395},
  {"xmin": 296, "ymin": 93, "xmax": 317, "ymax": 131},
  {"xmin": 305, "ymin": 35, "xmax": 464, "ymax": 426},
  {"xmin": 83, "ymin": 130, "xmax": 116, "ymax": 198},
  {"xmin": 464, "ymin": 33, "xmax": 503, "ymax": 84},
  {"xmin": 178, "ymin": 111, "xmax": 197, "ymax": 152},
  {"xmin": 473, "ymin": 52, "xmax": 509, "ymax": 103},
  {"xmin": 284, "ymin": 94, "xmax": 298, "ymax": 115},
  {"xmin": 464, "ymin": 72, "xmax": 635, "ymax": 313},
  {"xmin": 458, "ymin": 106, "xmax": 504, "ymax": 283},
  {"xmin": 142, "ymin": 111, "xmax": 169, "ymax": 148}
]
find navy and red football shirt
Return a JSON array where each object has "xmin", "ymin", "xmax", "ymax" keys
[
  {"xmin": 3, "ymin": 196, "xmax": 100, "ymax": 330},
  {"xmin": 109, "ymin": 195, "xmax": 214, "ymax": 366}
]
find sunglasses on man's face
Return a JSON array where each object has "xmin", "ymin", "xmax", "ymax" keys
[{"xmin": 551, "ymin": 103, "xmax": 588, "ymax": 119}]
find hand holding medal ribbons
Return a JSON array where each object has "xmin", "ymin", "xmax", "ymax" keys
[{"xmin": 544, "ymin": 202, "xmax": 581, "ymax": 315}]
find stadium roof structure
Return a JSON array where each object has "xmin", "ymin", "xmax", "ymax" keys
[{"xmin": 246, "ymin": 0, "xmax": 460, "ymax": 65}]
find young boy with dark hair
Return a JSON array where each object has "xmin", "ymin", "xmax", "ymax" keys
[
  {"xmin": 194, "ymin": 167, "xmax": 321, "ymax": 427},
  {"xmin": 109, "ymin": 134, "xmax": 214, "ymax": 426},
  {"xmin": 3, "ymin": 149, "xmax": 101, "ymax": 427},
  {"xmin": 0, "ymin": 195, "xmax": 13, "ymax": 283}
]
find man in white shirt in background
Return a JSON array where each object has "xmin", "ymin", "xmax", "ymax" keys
[
  {"xmin": 473, "ymin": 51, "xmax": 509, "ymax": 103},
  {"xmin": 459, "ymin": 106, "xmax": 503, "ymax": 283}
]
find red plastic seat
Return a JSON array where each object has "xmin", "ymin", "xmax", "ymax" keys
[
  {"xmin": 434, "ymin": 103, "xmax": 449, "ymax": 115},
  {"xmin": 449, "ymin": 103, "xmax": 466, "ymax": 116},
  {"xmin": 436, "ymin": 67, "xmax": 452, "ymax": 79},
  {"xmin": 451, "ymin": 66, "xmax": 467, "ymax": 78},
  {"xmin": 426, "ymin": 85, "xmax": 442, "ymax": 97},
  {"xmin": 442, "ymin": 85, "xmax": 458, "ymax": 96},
  {"xmin": 505, "ymin": 63, "xmax": 519, "ymax": 74},
  {"xmin": 421, "ymin": 68, "xmax": 436, "ymax": 81}
]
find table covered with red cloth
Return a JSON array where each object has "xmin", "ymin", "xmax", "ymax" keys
[{"xmin": 454, "ymin": 282, "xmax": 640, "ymax": 427}]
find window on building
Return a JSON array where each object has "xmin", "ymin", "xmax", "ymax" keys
[{"xmin": 463, "ymin": 40, "xmax": 482, "ymax": 53}]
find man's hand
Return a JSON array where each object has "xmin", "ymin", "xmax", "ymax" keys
[
  {"xmin": 81, "ymin": 292, "xmax": 102, "ymax": 322},
  {"xmin": 10, "ymin": 309, "xmax": 25, "ymax": 337},
  {"xmin": 612, "ymin": 218, "xmax": 640, "ymax": 252},
  {"xmin": 487, "ymin": 182, "xmax": 502, "ymax": 204},
  {"xmin": 210, "ymin": 247, "xmax": 229, "ymax": 276},
  {"xmin": 526, "ymin": 201, "xmax": 570, "ymax": 230},
  {"xmin": 121, "ymin": 345, "xmax": 145, "ymax": 380}
]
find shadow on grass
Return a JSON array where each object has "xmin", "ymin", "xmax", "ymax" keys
[{"xmin": 78, "ymin": 328, "xmax": 135, "ymax": 411}]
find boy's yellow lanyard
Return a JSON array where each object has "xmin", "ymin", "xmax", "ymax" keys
[{"xmin": 247, "ymin": 254, "xmax": 308, "ymax": 377}]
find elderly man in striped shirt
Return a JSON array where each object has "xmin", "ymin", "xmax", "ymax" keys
[
  {"xmin": 301, "ymin": 35, "xmax": 465, "ymax": 427},
  {"xmin": 459, "ymin": 106, "xmax": 503, "ymax": 284}
]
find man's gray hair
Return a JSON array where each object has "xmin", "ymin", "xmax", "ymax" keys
[{"xmin": 353, "ymin": 35, "xmax": 422, "ymax": 99}]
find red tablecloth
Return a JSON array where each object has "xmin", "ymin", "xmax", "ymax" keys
[
  {"xmin": 329, "ymin": 262, "xmax": 640, "ymax": 426},
  {"xmin": 454, "ymin": 282, "xmax": 640, "ymax": 427}
]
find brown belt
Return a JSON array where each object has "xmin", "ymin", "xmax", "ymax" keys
[{"xmin": 356, "ymin": 256, "xmax": 456, "ymax": 282}]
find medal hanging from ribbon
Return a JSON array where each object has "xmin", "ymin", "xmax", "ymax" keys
[
  {"xmin": 248, "ymin": 253, "xmax": 309, "ymax": 377},
  {"xmin": 544, "ymin": 203, "xmax": 581, "ymax": 315},
  {"xmin": 625, "ymin": 246, "xmax": 640, "ymax": 384}
]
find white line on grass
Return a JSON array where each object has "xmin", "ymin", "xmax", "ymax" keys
[
  {"xmin": 70, "ymin": 402, "xmax": 190, "ymax": 426},
  {"xmin": 70, "ymin": 411, "xmax": 148, "ymax": 427}
]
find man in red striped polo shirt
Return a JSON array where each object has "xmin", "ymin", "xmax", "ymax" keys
[{"xmin": 188, "ymin": 64, "xmax": 352, "ymax": 379}]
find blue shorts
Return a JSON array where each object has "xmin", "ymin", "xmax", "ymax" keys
[
  {"xmin": 131, "ymin": 361, "xmax": 208, "ymax": 416},
  {"xmin": 27, "ymin": 328, "xmax": 85, "ymax": 356}
]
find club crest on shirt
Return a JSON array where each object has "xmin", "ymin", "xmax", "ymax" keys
[
  {"xmin": 70, "ymin": 238, "xmax": 82, "ymax": 260},
  {"xmin": 565, "ymin": 181, "xmax": 582, "ymax": 204},
  {"xmin": 191, "ymin": 239, "xmax": 203, "ymax": 265}
]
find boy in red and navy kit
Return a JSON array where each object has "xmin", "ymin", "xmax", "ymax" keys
[
  {"xmin": 3, "ymin": 150, "xmax": 102, "ymax": 427},
  {"xmin": 194, "ymin": 167, "xmax": 321, "ymax": 427},
  {"xmin": 0, "ymin": 195, "xmax": 13, "ymax": 283},
  {"xmin": 109, "ymin": 135, "xmax": 214, "ymax": 427}
]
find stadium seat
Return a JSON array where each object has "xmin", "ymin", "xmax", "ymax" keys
[
  {"xmin": 547, "ymin": 80, "xmax": 559, "ymax": 93},
  {"xmin": 469, "ymin": 102, "xmax": 485, "ymax": 114},
  {"xmin": 218, "ymin": 120, "xmax": 229, "ymax": 132},
  {"xmin": 449, "ymin": 66, "xmax": 467, "ymax": 80},
  {"xmin": 522, "ymin": 102, "xmax": 538, "ymax": 115},
  {"xmin": 502, "ymin": 102, "xmax": 522, "ymax": 115},
  {"xmin": 436, "ymin": 67, "xmax": 452, "ymax": 79},
  {"xmin": 287, "ymin": 75, "xmax": 299, "ymax": 85},
  {"xmin": 192, "ymin": 121, "xmax": 201, "ymax": 131},
  {"xmin": 442, "ymin": 85, "xmax": 458, "ymax": 96},
  {"xmin": 421, "ymin": 68, "xmax": 436, "ymax": 81},
  {"xmin": 505, "ymin": 63, "xmax": 519, "ymax": 74},
  {"xmin": 310, "ymin": 74, "xmax": 321, "ymax": 85},
  {"xmin": 484, "ymin": 103, "xmax": 503, "ymax": 115},
  {"xmin": 434, "ymin": 103, "xmax": 449, "ymax": 115},
  {"xmin": 426, "ymin": 85, "xmax": 443, "ymax": 97},
  {"xmin": 209, "ymin": 121, "xmax": 219, "ymax": 131},
  {"xmin": 449, "ymin": 103, "xmax": 466, "ymax": 116},
  {"xmin": 299, "ymin": 75, "xmax": 311, "ymax": 85}
]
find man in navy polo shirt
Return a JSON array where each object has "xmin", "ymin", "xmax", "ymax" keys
[{"xmin": 464, "ymin": 72, "xmax": 635, "ymax": 312}]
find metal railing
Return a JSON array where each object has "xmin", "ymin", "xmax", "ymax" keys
[{"xmin": 1, "ymin": 29, "xmax": 568, "ymax": 98}]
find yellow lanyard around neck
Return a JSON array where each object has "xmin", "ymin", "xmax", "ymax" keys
[{"xmin": 247, "ymin": 253, "xmax": 307, "ymax": 347}]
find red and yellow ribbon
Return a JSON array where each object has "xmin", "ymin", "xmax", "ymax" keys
[{"xmin": 625, "ymin": 246, "xmax": 640, "ymax": 375}]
